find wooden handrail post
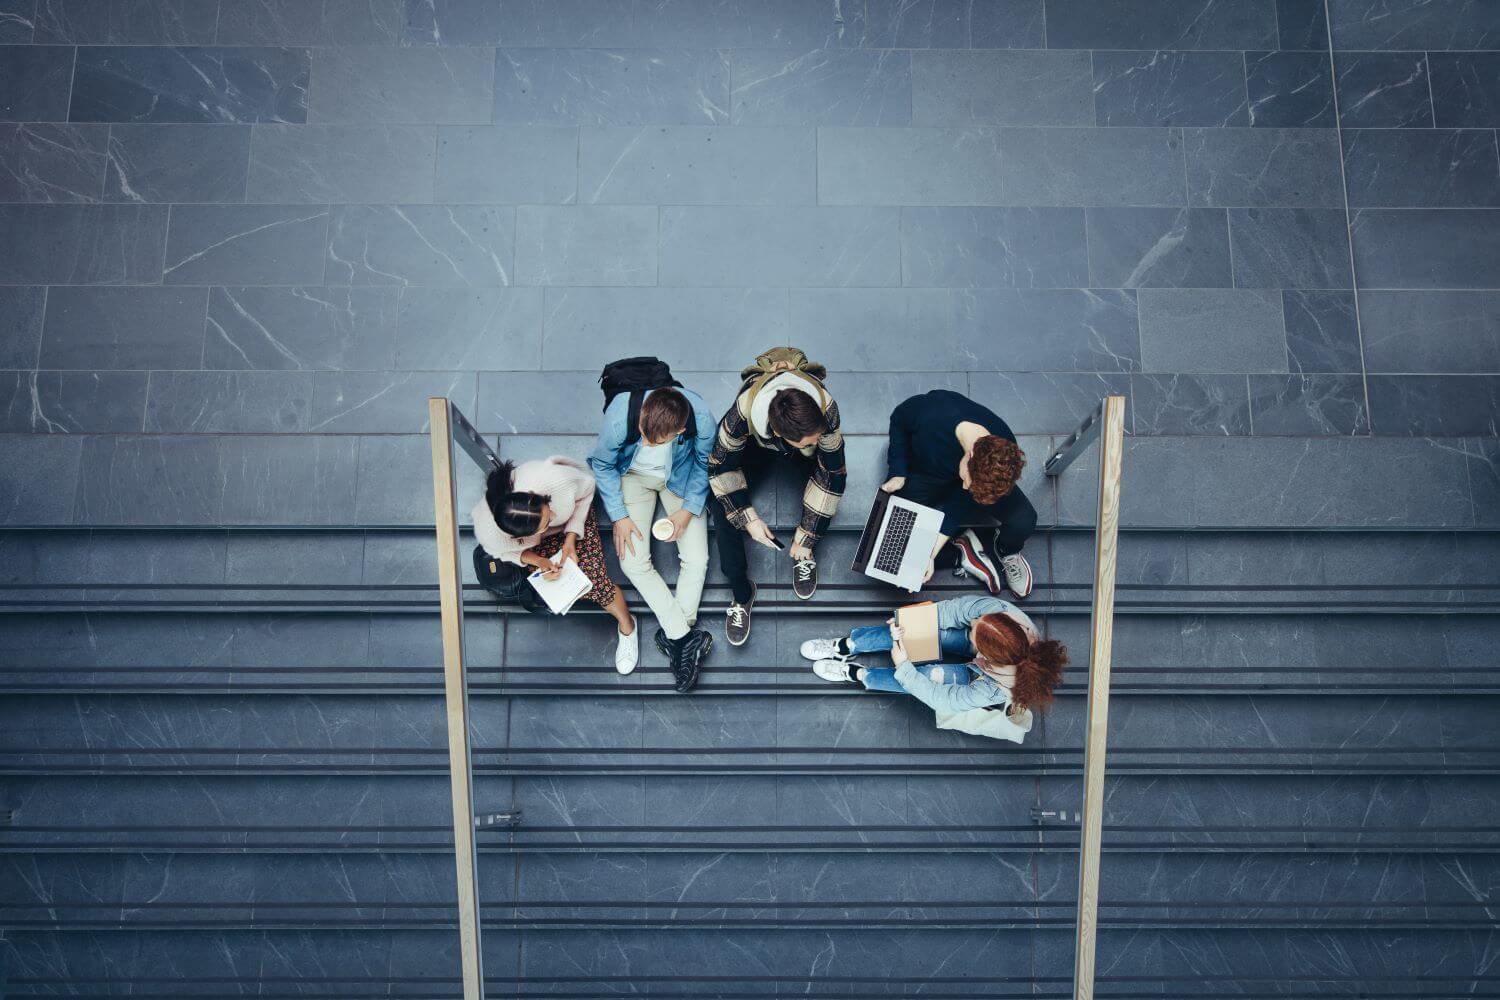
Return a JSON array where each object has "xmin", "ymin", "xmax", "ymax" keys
[
  {"xmin": 428, "ymin": 397, "xmax": 486, "ymax": 1000},
  {"xmin": 1072, "ymin": 394, "xmax": 1126, "ymax": 1000}
]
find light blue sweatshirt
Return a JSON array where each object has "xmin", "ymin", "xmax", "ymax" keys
[
  {"xmin": 587, "ymin": 386, "xmax": 717, "ymax": 520},
  {"xmin": 892, "ymin": 595, "xmax": 1036, "ymax": 715}
]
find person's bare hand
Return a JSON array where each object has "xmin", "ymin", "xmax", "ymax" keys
[
  {"xmin": 558, "ymin": 537, "xmax": 578, "ymax": 568},
  {"xmin": 613, "ymin": 517, "xmax": 641, "ymax": 559},
  {"xmin": 746, "ymin": 517, "xmax": 779, "ymax": 550},
  {"xmin": 922, "ymin": 558, "xmax": 935, "ymax": 584},
  {"xmin": 537, "ymin": 561, "xmax": 562, "ymax": 581},
  {"xmin": 888, "ymin": 618, "xmax": 908, "ymax": 664},
  {"xmin": 789, "ymin": 540, "xmax": 813, "ymax": 561},
  {"xmin": 666, "ymin": 508, "xmax": 694, "ymax": 542},
  {"xmin": 881, "ymin": 476, "xmax": 906, "ymax": 494}
]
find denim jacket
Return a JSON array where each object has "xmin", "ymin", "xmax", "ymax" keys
[{"xmin": 588, "ymin": 386, "xmax": 717, "ymax": 521}]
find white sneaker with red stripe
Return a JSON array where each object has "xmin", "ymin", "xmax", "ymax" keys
[
  {"xmin": 1000, "ymin": 552, "xmax": 1034, "ymax": 599},
  {"xmin": 953, "ymin": 530, "xmax": 1001, "ymax": 596}
]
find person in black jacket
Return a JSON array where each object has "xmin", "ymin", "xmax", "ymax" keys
[{"xmin": 883, "ymin": 389, "xmax": 1036, "ymax": 598}]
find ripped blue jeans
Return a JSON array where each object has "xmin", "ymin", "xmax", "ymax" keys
[{"xmin": 846, "ymin": 623, "xmax": 976, "ymax": 694}]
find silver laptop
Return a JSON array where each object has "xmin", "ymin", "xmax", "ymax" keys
[{"xmin": 852, "ymin": 490, "xmax": 944, "ymax": 592}]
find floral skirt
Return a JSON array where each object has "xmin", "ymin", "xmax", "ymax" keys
[{"xmin": 529, "ymin": 509, "xmax": 617, "ymax": 608}]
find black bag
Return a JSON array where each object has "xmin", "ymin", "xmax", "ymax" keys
[
  {"xmin": 472, "ymin": 545, "xmax": 546, "ymax": 613},
  {"xmin": 599, "ymin": 356, "xmax": 695, "ymax": 446}
]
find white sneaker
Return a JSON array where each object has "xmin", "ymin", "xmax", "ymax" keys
[
  {"xmin": 799, "ymin": 637, "xmax": 848, "ymax": 661},
  {"xmin": 1000, "ymin": 552, "xmax": 1034, "ymax": 599},
  {"xmin": 813, "ymin": 659, "xmax": 858, "ymax": 683},
  {"xmin": 615, "ymin": 624, "xmax": 639, "ymax": 675}
]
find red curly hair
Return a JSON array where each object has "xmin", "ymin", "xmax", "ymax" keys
[
  {"xmin": 968, "ymin": 436, "xmax": 1025, "ymax": 505},
  {"xmin": 971, "ymin": 613, "xmax": 1068, "ymax": 711}
]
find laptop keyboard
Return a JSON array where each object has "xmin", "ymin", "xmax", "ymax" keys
[{"xmin": 873, "ymin": 506, "xmax": 919, "ymax": 574}]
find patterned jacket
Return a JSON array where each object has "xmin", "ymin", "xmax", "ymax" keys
[{"xmin": 708, "ymin": 381, "xmax": 846, "ymax": 550}]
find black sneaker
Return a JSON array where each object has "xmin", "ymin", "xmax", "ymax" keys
[
  {"xmin": 672, "ymin": 628, "xmax": 713, "ymax": 693},
  {"xmin": 792, "ymin": 557, "xmax": 818, "ymax": 600},
  {"xmin": 725, "ymin": 583, "xmax": 755, "ymax": 646},
  {"xmin": 654, "ymin": 627, "xmax": 673, "ymax": 659}
]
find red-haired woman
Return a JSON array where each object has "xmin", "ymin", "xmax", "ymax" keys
[{"xmin": 800, "ymin": 595, "xmax": 1066, "ymax": 743}]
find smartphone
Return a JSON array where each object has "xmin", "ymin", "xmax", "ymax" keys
[{"xmin": 767, "ymin": 536, "xmax": 785, "ymax": 550}]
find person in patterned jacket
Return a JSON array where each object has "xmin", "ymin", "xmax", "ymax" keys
[{"xmin": 708, "ymin": 347, "xmax": 846, "ymax": 646}]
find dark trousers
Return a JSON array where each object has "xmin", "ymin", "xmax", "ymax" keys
[
  {"xmin": 710, "ymin": 445, "xmax": 811, "ymax": 604},
  {"xmin": 900, "ymin": 474, "xmax": 1037, "ymax": 557}
]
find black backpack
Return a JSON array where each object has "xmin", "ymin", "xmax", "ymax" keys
[
  {"xmin": 599, "ymin": 357, "xmax": 696, "ymax": 446},
  {"xmin": 472, "ymin": 545, "xmax": 546, "ymax": 613}
]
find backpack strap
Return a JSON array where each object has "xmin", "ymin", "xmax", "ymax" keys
[{"xmin": 623, "ymin": 390, "xmax": 645, "ymax": 447}]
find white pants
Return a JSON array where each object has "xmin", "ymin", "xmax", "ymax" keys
[{"xmin": 618, "ymin": 471, "xmax": 709, "ymax": 640}]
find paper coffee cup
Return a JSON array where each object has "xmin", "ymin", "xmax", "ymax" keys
[{"xmin": 651, "ymin": 518, "xmax": 674, "ymax": 541}]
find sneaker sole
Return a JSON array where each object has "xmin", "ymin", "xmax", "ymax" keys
[{"xmin": 956, "ymin": 539, "xmax": 1001, "ymax": 595}]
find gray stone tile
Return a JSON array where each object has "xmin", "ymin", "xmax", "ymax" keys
[
  {"xmin": 515, "ymin": 205, "xmax": 656, "ymax": 286},
  {"xmin": 1276, "ymin": 0, "xmax": 1329, "ymax": 49},
  {"xmin": 1351, "ymin": 208, "xmax": 1500, "ymax": 289},
  {"xmin": 69, "ymin": 46, "xmax": 311, "ymax": 125},
  {"xmin": 1130, "ymin": 373, "xmax": 1252, "ymax": 434},
  {"xmin": 0, "ymin": 286, "xmax": 45, "ymax": 368},
  {"xmin": 857, "ymin": 0, "xmax": 1044, "ymax": 48},
  {"xmin": 354, "ymin": 435, "xmax": 480, "ymax": 523},
  {"xmin": 787, "ymin": 288, "xmax": 1140, "ymax": 371},
  {"xmin": 103, "ymin": 124, "xmax": 251, "ymax": 203},
  {"xmin": 1359, "ymin": 290, "xmax": 1500, "ymax": 373},
  {"xmin": 476, "ymin": 370, "xmax": 599, "ymax": 433},
  {"xmin": 204, "ymin": 286, "xmax": 399, "ymax": 370},
  {"xmin": 816, "ymin": 127, "xmax": 1001, "ymax": 206},
  {"xmin": 1185, "ymin": 128, "xmax": 1344, "ymax": 207},
  {"xmin": 1138, "ymin": 287, "xmax": 1288, "ymax": 373},
  {"xmin": 970, "ymin": 372, "xmax": 1132, "ymax": 435},
  {"xmin": 37, "ymin": 0, "xmax": 218, "ymax": 43},
  {"xmin": 74, "ymin": 435, "xmax": 223, "ymax": 525},
  {"xmin": 1085, "ymin": 207, "xmax": 1232, "ymax": 289},
  {"xmin": 309, "ymin": 45, "xmax": 493, "ymax": 123},
  {"xmin": 0, "ymin": 435, "xmax": 80, "ymax": 524},
  {"xmin": 910, "ymin": 50, "xmax": 1091, "ymax": 126},
  {"xmin": 216, "ymin": 0, "xmax": 404, "ymax": 45},
  {"xmin": 1228, "ymin": 207, "xmax": 1352, "ymax": 288},
  {"xmin": 220, "ymin": 435, "xmax": 361, "ymax": 524},
  {"xmin": 1248, "ymin": 373, "xmax": 1368, "ymax": 434},
  {"xmin": 541, "ymin": 287, "xmax": 787, "ymax": 369},
  {"xmin": 729, "ymin": 49, "xmax": 910, "ymax": 126},
  {"xmin": 1368, "ymin": 375, "xmax": 1500, "ymax": 435},
  {"xmin": 325, "ymin": 204, "xmax": 514, "ymax": 286},
  {"xmin": 144, "ymin": 372, "xmax": 313, "ymax": 432},
  {"xmin": 1245, "ymin": 51, "xmax": 1335, "ymax": 128},
  {"xmin": 309, "ymin": 370, "xmax": 476, "ymax": 432},
  {"xmin": 0, "ymin": 371, "xmax": 148, "ymax": 433},
  {"xmin": 2, "ymin": 46, "xmax": 73, "ymax": 125},
  {"xmin": 1334, "ymin": 51, "xmax": 1433, "ymax": 128},
  {"xmin": 1044, "ymin": 0, "xmax": 1277, "ymax": 49},
  {"xmin": 629, "ymin": 0, "xmax": 853, "ymax": 49},
  {"xmin": 1343, "ymin": 129, "xmax": 1500, "ymax": 208},
  {"xmin": 246, "ymin": 124, "xmax": 436, "ymax": 203},
  {"xmin": 164, "ymin": 204, "xmax": 329, "ymax": 286},
  {"xmin": 402, "ymin": 0, "xmax": 634, "ymax": 46},
  {"xmin": 660, "ymin": 205, "xmax": 899, "ymax": 287},
  {"xmin": 1430, "ymin": 53, "xmax": 1500, "ymax": 128},
  {"xmin": 40, "ymin": 286, "xmax": 206, "ymax": 370},
  {"xmin": 435, "ymin": 125, "xmax": 578, "ymax": 203},
  {"xmin": 814, "ymin": 371, "xmax": 967, "ymax": 433},
  {"xmin": 0, "ymin": 123, "xmax": 107, "ymax": 203},
  {"xmin": 1282, "ymin": 289, "xmax": 1363, "ymax": 373},
  {"xmin": 1000, "ymin": 127, "xmax": 1185, "ymax": 207},
  {"xmin": 494, "ymin": 48, "xmax": 730, "ymax": 125},
  {"xmin": 0, "ymin": 204, "xmax": 167, "ymax": 284},
  {"xmin": 581, "ymin": 125, "xmax": 815, "ymax": 205},
  {"xmin": 394, "ymin": 287, "xmax": 544, "ymax": 369},
  {"xmin": 0, "ymin": 0, "xmax": 34, "ymax": 43},
  {"xmin": 900, "ymin": 207, "xmax": 1088, "ymax": 287},
  {"xmin": 1093, "ymin": 50, "xmax": 1249, "ymax": 128},
  {"xmin": 1326, "ymin": 0, "xmax": 1500, "ymax": 50},
  {"xmin": 31, "ymin": 0, "xmax": 108, "ymax": 43},
  {"xmin": 1467, "ymin": 436, "xmax": 1500, "ymax": 525}
]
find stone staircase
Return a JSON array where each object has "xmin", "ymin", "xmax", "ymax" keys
[{"xmin": 2, "ymin": 433, "xmax": 1498, "ymax": 998}]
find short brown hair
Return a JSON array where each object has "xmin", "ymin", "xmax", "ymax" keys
[
  {"xmin": 640, "ymin": 387, "xmax": 691, "ymax": 442},
  {"xmin": 766, "ymin": 389, "xmax": 826, "ymax": 441},
  {"xmin": 969, "ymin": 435, "xmax": 1025, "ymax": 505},
  {"xmin": 972, "ymin": 613, "xmax": 1068, "ymax": 711}
]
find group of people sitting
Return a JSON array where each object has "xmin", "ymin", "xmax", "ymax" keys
[{"xmin": 472, "ymin": 348, "xmax": 1068, "ymax": 743}]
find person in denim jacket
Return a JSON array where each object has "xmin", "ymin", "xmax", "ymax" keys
[
  {"xmin": 588, "ymin": 386, "xmax": 717, "ymax": 691},
  {"xmin": 799, "ymin": 595, "xmax": 1068, "ymax": 743}
]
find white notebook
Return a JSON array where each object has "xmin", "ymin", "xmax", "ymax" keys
[{"xmin": 526, "ymin": 554, "xmax": 591, "ymax": 615}]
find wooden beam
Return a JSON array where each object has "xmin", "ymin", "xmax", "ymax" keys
[
  {"xmin": 1073, "ymin": 394, "xmax": 1126, "ymax": 1000},
  {"xmin": 428, "ymin": 397, "xmax": 486, "ymax": 1000}
]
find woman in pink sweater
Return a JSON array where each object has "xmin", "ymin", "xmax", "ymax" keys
[{"xmin": 473, "ymin": 456, "xmax": 639, "ymax": 672}]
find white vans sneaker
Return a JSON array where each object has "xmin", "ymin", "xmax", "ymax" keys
[
  {"xmin": 813, "ymin": 659, "xmax": 859, "ymax": 683},
  {"xmin": 615, "ymin": 624, "xmax": 639, "ymax": 675},
  {"xmin": 1000, "ymin": 552, "xmax": 1034, "ymax": 599},
  {"xmin": 799, "ymin": 637, "xmax": 848, "ymax": 661}
]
